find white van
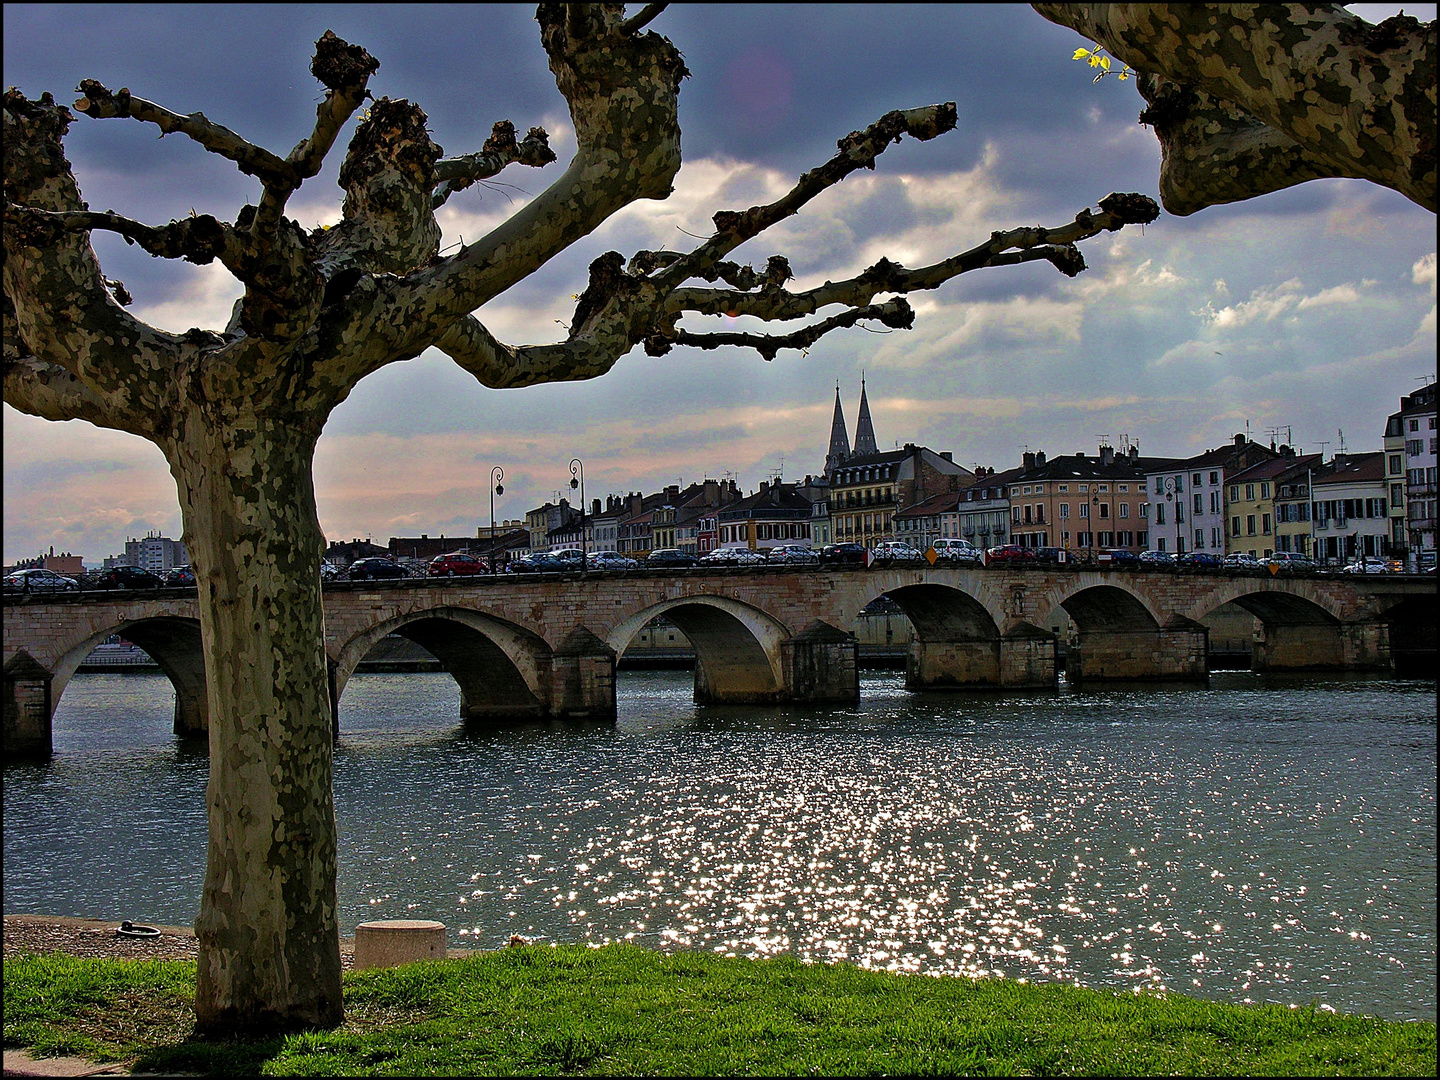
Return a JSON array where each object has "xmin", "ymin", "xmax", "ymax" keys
[{"xmin": 931, "ymin": 538, "xmax": 982, "ymax": 564}]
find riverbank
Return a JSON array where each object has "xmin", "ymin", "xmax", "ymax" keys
[{"xmin": 4, "ymin": 920, "xmax": 1433, "ymax": 1077}]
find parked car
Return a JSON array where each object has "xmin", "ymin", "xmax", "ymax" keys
[
  {"xmin": 1222, "ymin": 552, "xmax": 1263, "ymax": 571},
  {"xmin": 3, "ymin": 568, "xmax": 81, "ymax": 593},
  {"xmin": 871, "ymin": 541, "xmax": 924, "ymax": 563},
  {"xmin": 817, "ymin": 542, "xmax": 867, "ymax": 567},
  {"xmin": 164, "ymin": 566, "xmax": 196, "ymax": 586},
  {"xmin": 701, "ymin": 545, "xmax": 766, "ymax": 567},
  {"xmin": 984, "ymin": 544, "xmax": 1033, "ymax": 564},
  {"xmin": 86, "ymin": 565, "xmax": 165, "ymax": 590},
  {"xmin": 1341, "ymin": 556, "xmax": 1392, "ymax": 574},
  {"xmin": 1267, "ymin": 552, "xmax": 1318, "ymax": 574},
  {"xmin": 767, "ymin": 544, "xmax": 819, "ymax": 565},
  {"xmin": 549, "ymin": 548, "xmax": 587, "ymax": 569},
  {"xmin": 428, "ymin": 551, "xmax": 487, "ymax": 577},
  {"xmin": 645, "ymin": 548, "xmax": 697, "ymax": 569},
  {"xmin": 1177, "ymin": 551, "xmax": 1224, "ymax": 570},
  {"xmin": 1098, "ymin": 548, "xmax": 1141, "ymax": 567},
  {"xmin": 320, "ymin": 561, "xmax": 343, "ymax": 581},
  {"xmin": 931, "ymin": 538, "xmax": 983, "ymax": 564},
  {"xmin": 587, "ymin": 550, "xmax": 638, "ymax": 570},
  {"xmin": 1139, "ymin": 549, "xmax": 1177, "ymax": 567},
  {"xmin": 1031, "ymin": 546, "xmax": 1071, "ymax": 566},
  {"xmin": 346, "ymin": 557, "xmax": 406, "ymax": 581},
  {"xmin": 507, "ymin": 552, "xmax": 561, "ymax": 573}
]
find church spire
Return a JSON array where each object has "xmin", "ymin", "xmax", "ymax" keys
[
  {"xmin": 824, "ymin": 381, "xmax": 850, "ymax": 475},
  {"xmin": 853, "ymin": 373, "xmax": 878, "ymax": 457}
]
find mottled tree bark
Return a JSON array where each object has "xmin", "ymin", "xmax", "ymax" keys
[
  {"xmin": 4, "ymin": 5, "xmax": 1157, "ymax": 1033},
  {"xmin": 1034, "ymin": 3, "xmax": 1437, "ymax": 215},
  {"xmin": 169, "ymin": 416, "xmax": 340, "ymax": 1032}
]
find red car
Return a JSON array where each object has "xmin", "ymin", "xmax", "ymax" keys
[
  {"xmin": 984, "ymin": 544, "xmax": 1034, "ymax": 564},
  {"xmin": 427, "ymin": 552, "xmax": 487, "ymax": 577}
]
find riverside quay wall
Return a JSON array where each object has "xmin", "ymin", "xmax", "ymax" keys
[{"xmin": 5, "ymin": 565, "xmax": 1434, "ymax": 754}]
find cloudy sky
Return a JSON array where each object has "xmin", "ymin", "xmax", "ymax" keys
[{"xmin": 4, "ymin": 4, "xmax": 1435, "ymax": 565}]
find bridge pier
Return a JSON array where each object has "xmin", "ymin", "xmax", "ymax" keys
[
  {"xmin": 4, "ymin": 651, "xmax": 53, "ymax": 758},
  {"xmin": 780, "ymin": 621, "xmax": 859, "ymax": 704},
  {"xmin": 1067, "ymin": 617, "xmax": 1208, "ymax": 684},
  {"xmin": 905, "ymin": 623, "xmax": 1058, "ymax": 690},
  {"xmin": 1253, "ymin": 620, "xmax": 1391, "ymax": 672},
  {"xmin": 549, "ymin": 627, "xmax": 618, "ymax": 719}
]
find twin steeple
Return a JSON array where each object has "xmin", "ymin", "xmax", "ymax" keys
[
  {"xmin": 853, "ymin": 375, "xmax": 878, "ymax": 457},
  {"xmin": 824, "ymin": 375, "xmax": 879, "ymax": 475}
]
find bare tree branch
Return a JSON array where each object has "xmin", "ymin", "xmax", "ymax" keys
[
  {"xmin": 1033, "ymin": 3, "xmax": 1437, "ymax": 213},
  {"xmin": 3, "ymin": 351, "xmax": 150, "ymax": 433},
  {"xmin": 654, "ymin": 104, "xmax": 960, "ymax": 292},
  {"xmin": 382, "ymin": 4, "xmax": 689, "ymax": 357},
  {"xmin": 665, "ymin": 194, "xmax": 1158, "ymax": 321},
  {"xmin": 72, "ymin": 80, "xmax": 297, "ymax": 184},
  {"xmin": 621, "ymin": 3, "xmax": 669, "ymax": 36},
  {"xmin": 664, "ymin": 299, "xmax": 916, "ymax": 362},
  {"xmin": 256, "ymin": 31, "xmax": 379, "ymax": 235},
  {"xmin": 4, "ymin": 203, "xmax": 242, "ymax": 269},
  {"xmin": 432, "ymin": 121, "xmax": 557, "ymax": 208},
  {"xmin": 1132, "ymin": 73, "xmax": 1338, "ymax": 216}
]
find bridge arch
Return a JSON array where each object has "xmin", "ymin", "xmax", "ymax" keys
[
  {"xmin": 870, "ymin": 582, "xmax": 1003, "ymax": 642},
  {"xmin": 333, "ymin": 606, "xmax": 552, "ymax": 724},
  {"xmin": 1034, "ymin": 579, "xmax": 1163, "ymax": 634},
  {"xmin": 54, "ymin": 617, "xmax": 209, "ymax": 736},
  {"xmin": 608, "ymin": 596, "xmax": 789, "ymax": 703},
  {"xmin": 1190, "ymin": 580, "xmax": 1345, "ymax": 627}
]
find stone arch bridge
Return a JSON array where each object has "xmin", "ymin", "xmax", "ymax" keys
[{"xmin": 5, "ymin": 565, "xmax": 1432, "ymax": 754}]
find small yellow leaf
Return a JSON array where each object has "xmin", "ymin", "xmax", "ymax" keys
[
  {"xmin": 1117, "ymin": 72, "xmax": 1130, "ymax": 81},
  {"xmin": 1088, "ymin": 54, "xmax": 1103, "ymax": 67},
  {"xmin": 1099, "ymin": 55, "xmax": 1111, "ymax": 70},
  {"xmin": 1072, "ymin": 47, "xmax": 1092, "ymax": 60}
]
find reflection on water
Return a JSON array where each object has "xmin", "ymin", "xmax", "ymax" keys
[{"xmin": 4, "ymin": 669, "xmax": 1435, "ymax": 1021}]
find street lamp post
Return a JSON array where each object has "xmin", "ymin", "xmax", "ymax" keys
[
  {"xmin": 1163, "ymin": 476, "xmax": 1179, "ymax": 554},
  {"xmin": 570, "ymin": 458, "xmax": 586, "ymax": 574},
  {"xmin": 1090, "ymin": 495, "xmax": 1099, "ymax": 562},
  {"xmin": 490, "ymin": 467, "xmax": 504, "ymax": 575}
]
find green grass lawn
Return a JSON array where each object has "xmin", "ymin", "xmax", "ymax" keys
[{"xmin": 4, "ymin": 944, "xmax": 1434, "ymax": 1076}]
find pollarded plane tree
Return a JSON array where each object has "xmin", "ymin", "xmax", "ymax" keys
[
  {"xmin": 1033, "ymin": 3, "xmax": 1437, "ymax": 216},
  {"xmin": 2, "ymin": 5, "xmax": 1155, "ymax": 1032}
]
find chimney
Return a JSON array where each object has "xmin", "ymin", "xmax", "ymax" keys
[
  {"xmin": 1129, "ymin": 445, "xmax": 1139, "ymax": 462},
  {"xmin": 1234, "ymin": 433, "xmax": 1246, "ymax": 446},
  {"xmin": 1035, "ymin": 451, "xmax": 1046, "ymax": 466},
  {"xmin": 940, "ymin": 451, "xmax": 952, "ymax": 461},
  {"xmin": 592, "ymin": 498, "xmax": 601, "ymax": 517},
  {"xmin": 759, "ymin": 480, "xmax": 769, "ymax": 493},
  {"xmin": 1022, "ymin": 451, "xmax": 1036, "ymax": 470},
  {"xmin": 1099, "ymin": 445, "xmax": 1114, "ymax": 466},
  {"xmin": 665, "ymin": 484, "xmax": 679, "ymax": 501}
]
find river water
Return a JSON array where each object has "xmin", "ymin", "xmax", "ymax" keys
[{"xmin": 4, "ymin": 669, "xmax": 1434, "ymax": 1022}]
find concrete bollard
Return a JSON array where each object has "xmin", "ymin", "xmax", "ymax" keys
[{"xmin": 353, "ymin": 919, "xmax": 447, "ymax": 970}]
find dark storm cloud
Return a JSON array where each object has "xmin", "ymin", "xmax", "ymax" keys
[{"xmin": 664, "ymin": 5, "xmax": 1107, "ymax": 176}]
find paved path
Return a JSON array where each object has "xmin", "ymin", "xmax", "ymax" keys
[{"xmin": 2, "ymin": 1050, "xmax": 127, "ymax": 1077}]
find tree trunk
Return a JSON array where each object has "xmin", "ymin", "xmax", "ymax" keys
[{"xmin": 168, "ymin": 411, "xmax": 342, "ymax": 1033}]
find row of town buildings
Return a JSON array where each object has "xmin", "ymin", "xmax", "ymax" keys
[
  {"xmin": 10, "ymin": 384, "xmax": 1432, "ymax": 578},
  {"xmin": 330, "ymin": 381, "xmax": 1435, "ymax": 572}
]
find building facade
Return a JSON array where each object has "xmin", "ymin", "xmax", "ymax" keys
[
  {"xmin": 1311, "ymin": 452, "xmax": 1391, "ymax": 564},
  {"xmin": 1007, "ymin": 446, "xmax": 1169, "ymax": 555},
  {"xmin": 105, "ymin": 532, "xmax": 189, "ymax": 572},
  {"xmin": 1144, "ymin": 436, "xmax": 1279, "ymax": 556},
  {"xmin": 1397, "ymin": 384, "xmax": 1436, "ymax": 565}
]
